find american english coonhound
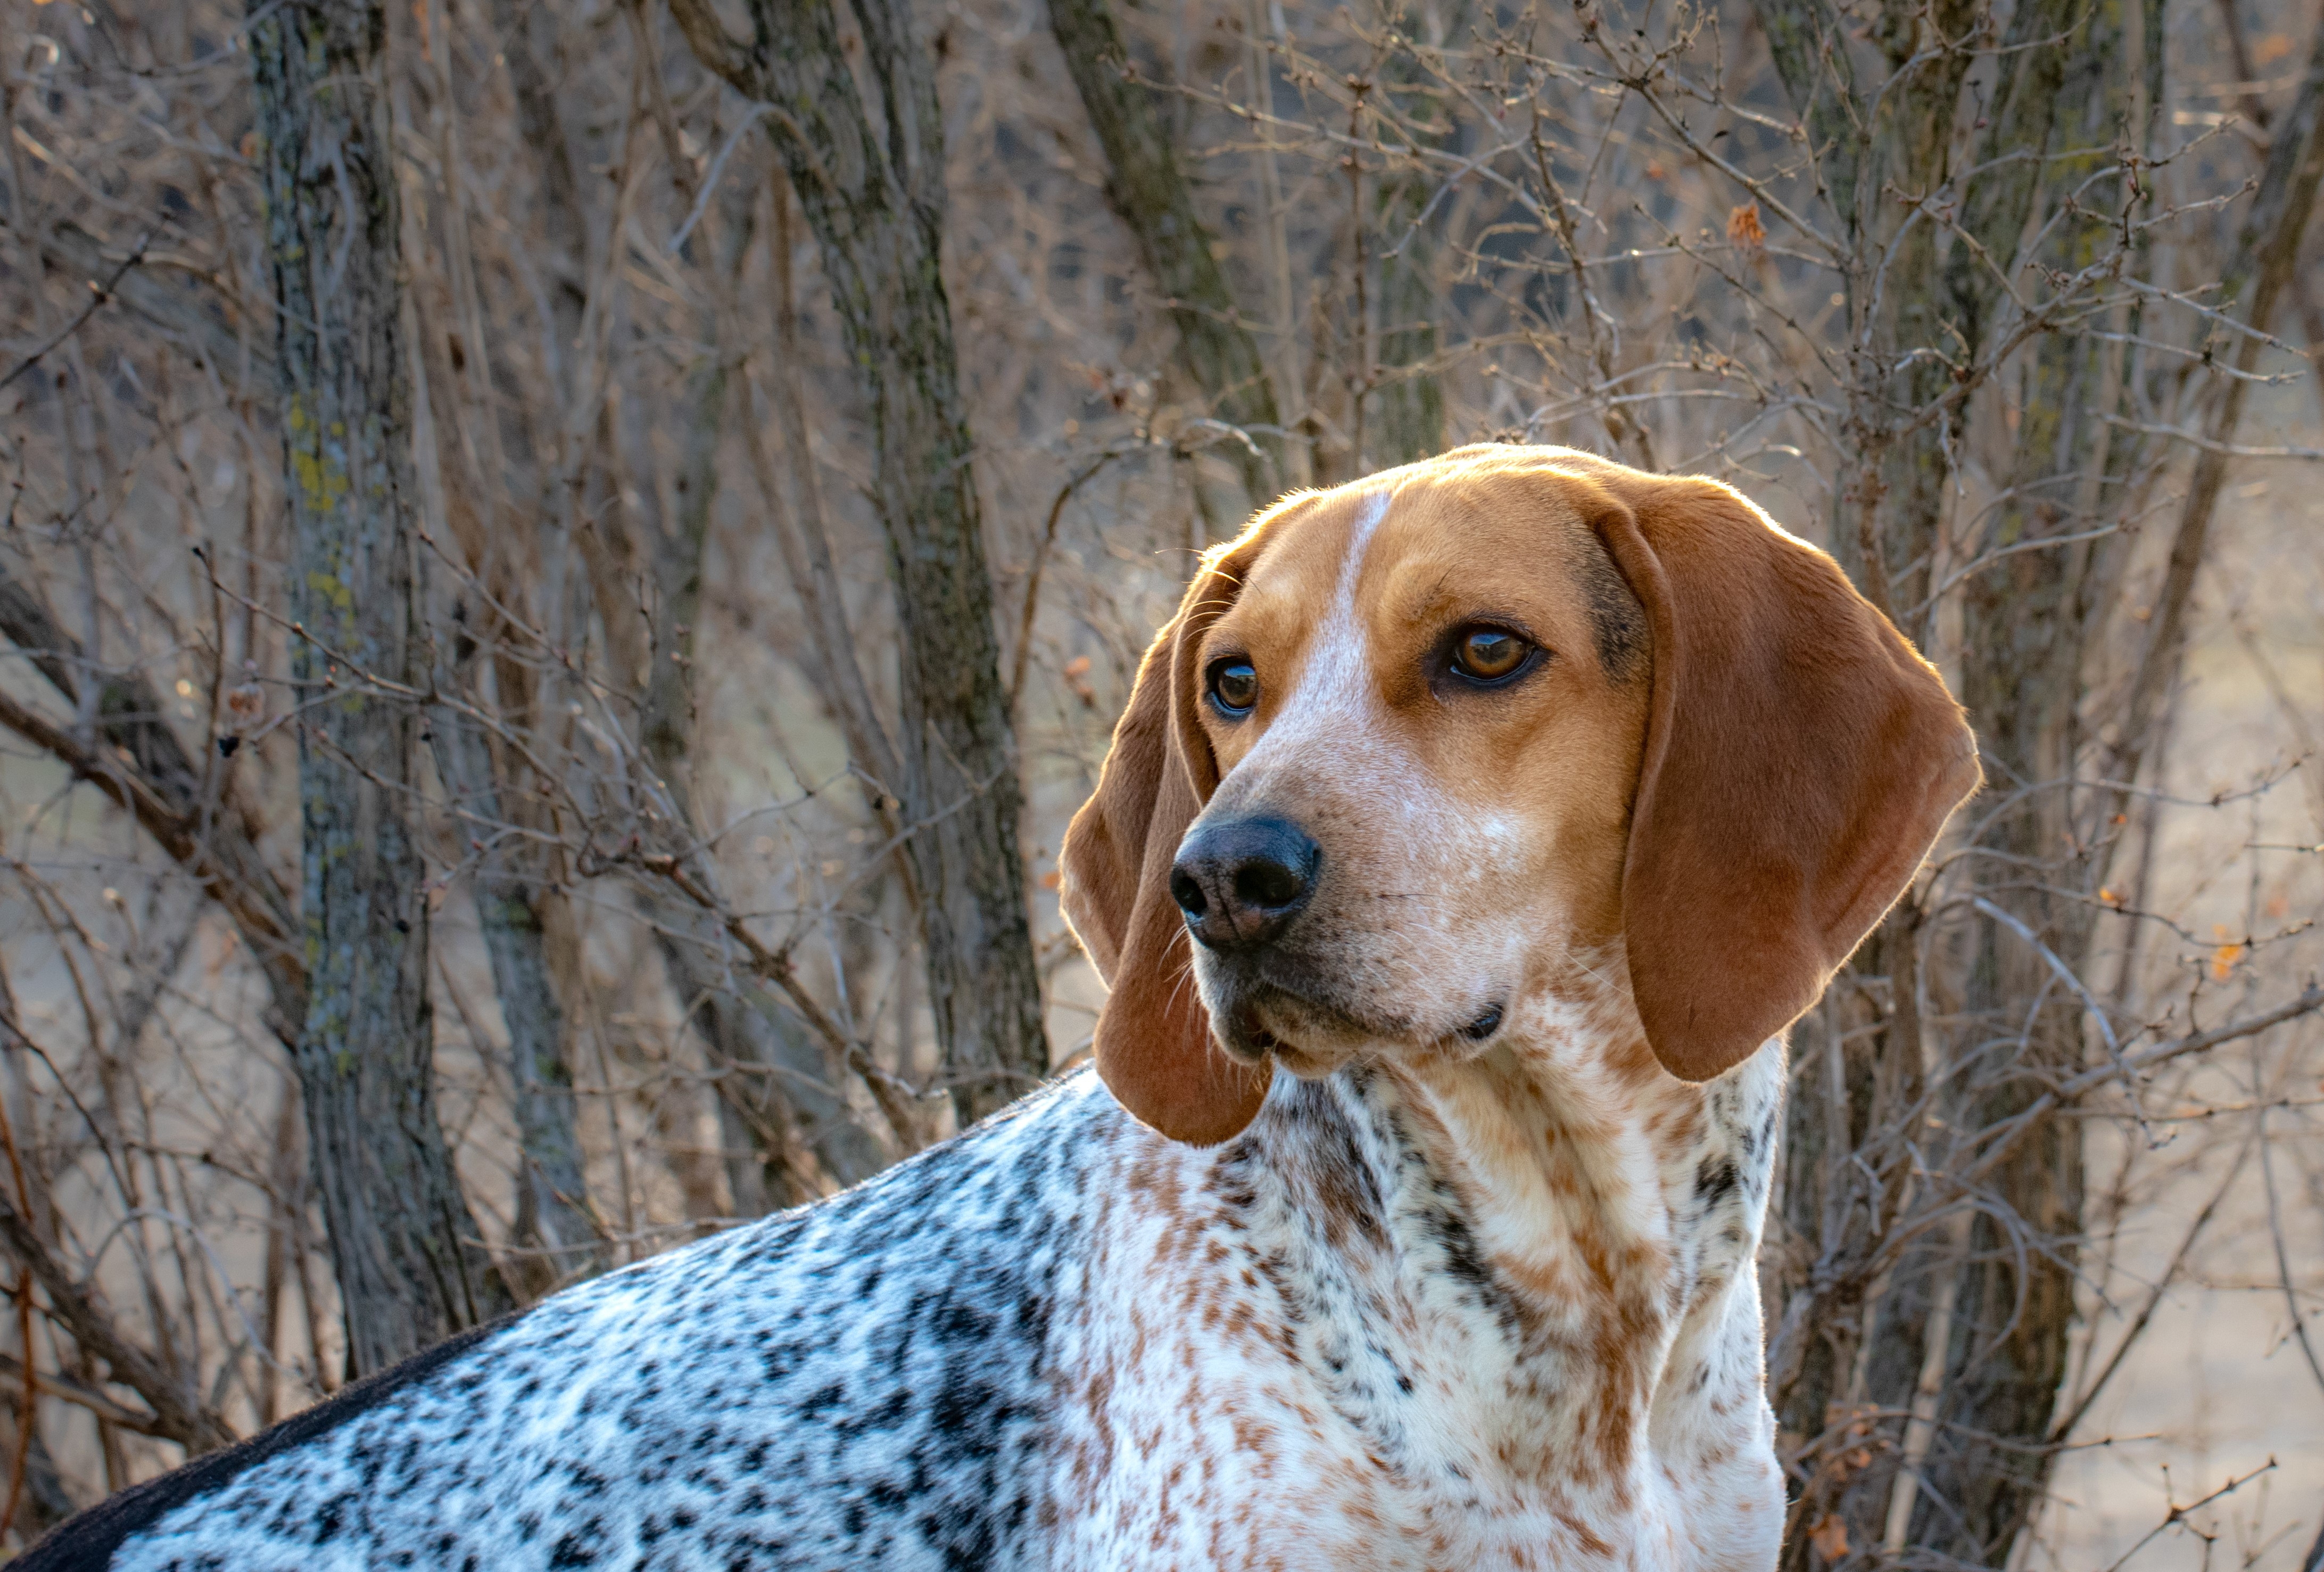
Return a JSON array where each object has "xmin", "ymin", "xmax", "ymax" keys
[{"xmin": 28, "ymin": 446, "xmax": 1977, "ymax": 1570}]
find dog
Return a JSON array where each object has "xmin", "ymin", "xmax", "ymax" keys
[{"xmin": 26, "ymin": 446, "xmax": 1976, "ymax": 1570}]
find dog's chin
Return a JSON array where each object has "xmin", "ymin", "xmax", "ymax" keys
[
  {"xmin": 1203, "ymin": 967, "xmax": 1508, "ymax": 1080},
  {"xmin": 1209, "ymin": 991, "xmax": 1359, "ymax": 1078}
]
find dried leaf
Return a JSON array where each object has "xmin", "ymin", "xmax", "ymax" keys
[
  {"xmin": 1808, "ymin": 1513, "xmax": 1850, "ymax": 1560},
  {"xmin": 1727, "ymin": 201, "xmax": 1766, "ymax": 252}
]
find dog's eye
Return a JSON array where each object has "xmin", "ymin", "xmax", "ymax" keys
[
  {"xmin": 1208, "ymin": 660, "xmax": 1259, "ymax": 716},
  {"xmin": 1449, "ymin": 627, "xmax": 1533, "ymax": 684}
]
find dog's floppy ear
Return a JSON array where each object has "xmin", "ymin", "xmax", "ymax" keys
[
  {"xmin": 1059, "ymin": 550, "xmax": 1270, "ymax": 1146},
  {"xmin": 1593, "ymin": 475, "xmax": 1980, "ymax": 1082}
]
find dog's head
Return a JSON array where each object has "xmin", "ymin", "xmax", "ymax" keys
[{"xmin": 1060, "ymin": 446, "xmax": 1979, "ymax": 1145}]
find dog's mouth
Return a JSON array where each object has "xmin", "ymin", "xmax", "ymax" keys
[
  {"xmin": 1206, "ymin": 972, "xmax": 1364, "ymax": 1066},
  {"xmin": 1205, "ymin": 964, "xmax": 1507, "ymax": 1070}
]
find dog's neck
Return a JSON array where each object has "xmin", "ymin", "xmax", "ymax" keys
[
  {"xmin": 1220, "ymin": 998, "xmax": 1782, "ymax": 1492},
  {"xmin": 1400, "ymin": 998, "xmax": 1781, "ymax": 1331}
]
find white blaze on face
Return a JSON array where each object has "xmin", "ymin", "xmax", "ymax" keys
[
  {"xmin": 1249, "ymin": 485, "xmax": 1394, "ymax": 762},
  {"xmin": 1209, "ymin": 487, "xmax": 1504, "ymax": 1027}
]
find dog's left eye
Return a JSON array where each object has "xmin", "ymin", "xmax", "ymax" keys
[{"xmin": 1449, "ymin": 626, "xmax": 1534, "ymax": 683}]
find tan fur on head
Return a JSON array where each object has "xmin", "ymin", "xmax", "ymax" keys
[{"xmin": 1060, "ymin": 446, "xmax": 1980, "ymax": 1145}]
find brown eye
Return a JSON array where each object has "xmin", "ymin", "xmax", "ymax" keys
[
  {"xmin": 1209, "ymin": 659, "xmax": 1259, "ymax": 715},
  {"xmin": 1450, "ymin": 627, "xmax": 1533, "ymax": 683}
]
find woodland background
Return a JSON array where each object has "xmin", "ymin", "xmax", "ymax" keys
[{"xmin": 0, "ymin": 0, "xmax": 2321, "ymax": 1563}]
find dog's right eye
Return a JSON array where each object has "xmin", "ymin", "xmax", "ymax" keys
[
  {"xmin": 1448, "ymin": 624, "xmax": 1537, "ymax": 685},
  {"xmin": 1208, "ymin": 660, "xmax": 1259, "ymax": 717}
]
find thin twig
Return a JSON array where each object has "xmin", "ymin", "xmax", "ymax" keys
[{"xmin": 0, "ymin": 224, "xmax": 161, "ymax": 393}]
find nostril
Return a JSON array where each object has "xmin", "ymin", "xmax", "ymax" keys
[
  {"xmin": 1232, "ymin": 859, "xmax": 1307, "ymax": 911},
  {"xmin": 1169, "ymin": 868, "xmax": 1209, "ymax": 919}
]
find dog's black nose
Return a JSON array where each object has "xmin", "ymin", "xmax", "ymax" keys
[{"xmin": 1170, "ymin": 818, "xmax": 1320, "ymax": 952}]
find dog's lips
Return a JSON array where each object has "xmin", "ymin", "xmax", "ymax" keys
[
  {"xmin": 1206, "ymin": 959, "xmax": 1426, "ymax": 1063},
  {"xmin": 1206, "ymin": 974, "xmax": 1340, "ymax": 1063},
  {"xmin": 1219, "ymin": 998, "xmax": 1279, "ymax": 1063}
]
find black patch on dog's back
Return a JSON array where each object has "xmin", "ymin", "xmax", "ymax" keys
[{"xmin": 15, "ymin": 1311, "xmax": 524, "ymax": 1570}]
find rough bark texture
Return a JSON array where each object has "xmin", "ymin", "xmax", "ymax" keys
[
  {"xmin": 1749, "ymin": 0, "xmax": 2119, "ymax": 1557},
  {"xmin": 249, "ymin": 0, "xmax": 511, "ymax": 1377},
  {"xmin": 669, "ymin": 0, "xmax": 1049, "ymax": 1127},
  {"xmin": 1755, "ymin": 0, "xmax": 1863, "ymax": 238},
  {"xmin": 1909, "ymin": 5, "xmax": 2141, "ymax": 1545},
  {"xmin": 1045, "ymin": 0, "xmax": 1285, "ymax": 495}
]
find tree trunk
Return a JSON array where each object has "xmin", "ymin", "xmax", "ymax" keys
[
  {"xmin": 1900, "ymin": 10, "xmax": 2136, "ymax": 1544},
  {"xmin": 249, "ymin": 0, "xmax": 511, "ymax": 1377},
  {"xmin": 1852, "ymin": 0, "xmax": 1976, "ymax": 622},
  {"xmin": 670, "ymin": 0, "xmax": 1049, "ymax": 1128},
  {"xmin": 395, "ymin": 19, "xmax": 607, "ymax": 1293},
  {"xmin": 1749, "ymin": 0, "xmax": 2112, "ymax": 1557},
  {"xmin": 646, "ymin": 150, "xmax": 894, "ymax": 1199},
  {"xmin": 1760, "ymin": 3, "xmax": 2324, "ymax": 1562},
  {"xmin": 479, "ymin": 0, "xmax": 892, "ymax": 1200},
  {"xmin": 622, "ymin": 297, "xmax": 889, "ymax": 1202},
  {"xmin": 1368, "ymin": 185, "xmax": 1446, "ymax": 467},
  {"xmin": 1045, "ymin": 0, "xmax": 1285, "ymax": 497}
]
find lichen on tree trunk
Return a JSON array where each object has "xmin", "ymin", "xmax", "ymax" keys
[{"xmin": 249, "ymin": 0, "xmax": 511, "ymax": 1377}]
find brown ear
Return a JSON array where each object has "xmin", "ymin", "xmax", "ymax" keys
[
  {"xmin": 1593, "ymin": 477, "xmax": 1980, "ymax": 1082},
  {"xmin": 1058, "ymin": 556, "xmax": 1271, "ymax": 1145}
]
